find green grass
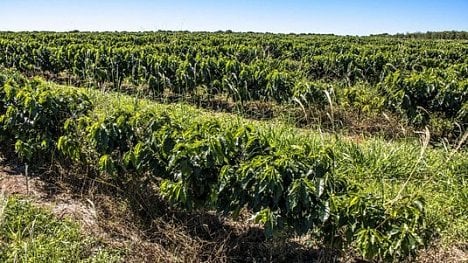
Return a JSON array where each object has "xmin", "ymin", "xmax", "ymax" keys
[
  {"xmin": 0, "ymin": 195, "xmax": 121, "ymax": 263},
  {"xmin": 332, "ymin": 138, "xmax": 468, "ymax": 245}
]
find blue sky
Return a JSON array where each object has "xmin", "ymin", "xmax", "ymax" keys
[{"xmin": 0, "ymin": 0, "xmax": 467, "ymax": 35}]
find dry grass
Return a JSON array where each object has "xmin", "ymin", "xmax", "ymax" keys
[{"xmin": 414, "ymin": 243, "xmax": 468, "ymax": 263}]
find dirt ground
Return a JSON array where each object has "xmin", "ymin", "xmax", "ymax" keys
[{"xmin": 0, "ymin": 163, "xmax": 100, "ymax": 232}]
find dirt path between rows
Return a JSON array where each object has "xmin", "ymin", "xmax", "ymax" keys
[{"xmin": 0, "ymin": 163, "xmax": 99, "ymax": 232}]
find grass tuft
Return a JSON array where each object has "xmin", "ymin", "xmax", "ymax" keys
[{"xmin": 0, "ymin": 196, "xmax": 121, "ymax": 263}]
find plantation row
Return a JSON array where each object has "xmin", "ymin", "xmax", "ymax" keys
[
  {"xmin": 0, "ymin": 70, "xmax": 444, "ymax": 261},
  {"xmin": 0, "ymin": 32, "xmax": 466, "ymax": 136}
]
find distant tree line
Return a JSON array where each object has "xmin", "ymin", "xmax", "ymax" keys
[{"xmin": 372, "ymin": 31, "xmax": 468, "ymax": 40}]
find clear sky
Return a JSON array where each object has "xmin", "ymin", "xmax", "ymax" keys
[{"xmin": 0, "ymin": 0, "xmax": 467, "ymax": 35}]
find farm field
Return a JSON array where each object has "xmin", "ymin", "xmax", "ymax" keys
[
  {"xmin": 0, "ymin": 32, "xmax": 467, "ymax": 262},
  {"xmin": 0, "ymin": 32, "xmax": 466, "ymax": 138}
]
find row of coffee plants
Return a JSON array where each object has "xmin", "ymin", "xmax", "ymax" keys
[{"xmin": 0, "ymin": 71, "xmax": 432, "ymax": 261}]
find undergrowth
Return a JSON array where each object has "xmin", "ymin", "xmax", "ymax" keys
[{"xmin": 0, "ymin": 195, "xmax": 121, "ymax": 262}]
